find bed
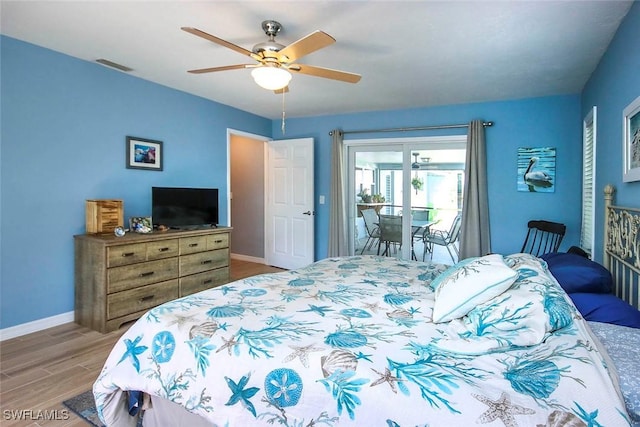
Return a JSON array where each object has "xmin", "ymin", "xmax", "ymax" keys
[{"xmin": 94, "ymin": 186, "xmax": 639, "ymax": 427}]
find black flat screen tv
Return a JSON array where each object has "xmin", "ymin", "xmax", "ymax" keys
[{"xmin": 152, "ymin": 187, "xmax": 219, "ymax": 229}]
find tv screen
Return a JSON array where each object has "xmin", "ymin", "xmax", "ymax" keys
[{"xmin": 152, "ymin": 187, "xmax": 219, "ymax": 229}]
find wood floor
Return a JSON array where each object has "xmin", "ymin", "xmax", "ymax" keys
[{"xmin": 0, "ymin": 259, "xmax": 284, "ymax": 427}]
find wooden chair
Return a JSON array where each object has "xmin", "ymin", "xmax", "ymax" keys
[{"xmin": 520, "ymin": 220, "xmax": 566, "ymax": 257}]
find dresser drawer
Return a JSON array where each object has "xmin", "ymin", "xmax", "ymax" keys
[
  {"xmin": 180, "ymin": 236, "xmax": 208, "ymax": 255},
  {"xmin": 207, "ymin": 233, "xmax": 229, "ymax": 250},
  {"xmin": 147, "ymin": 239, "xmax": 179, "ymax": 260},
  {"xmin": 107, "ymin": 279, "xmax": 179, "ymax": 320},
  {"xmin": 180, "ymin": 249, "xmax": 229, "ymax": 276},
  {"xmin": 107, "ymin": 243, "xmax": 147, "ymax": 267},
  {"xmin": 108, "ymin": 258, "xmax": 179, "ymax": 293},
  {"xmin": 180, "ymin": 267, "xmax": 230, "ymax": 296}
]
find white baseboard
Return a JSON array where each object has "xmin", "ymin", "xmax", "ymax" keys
[
  {"xmin": 230, "ymin": 253, "xmax": 266, "ymax": 264},
  {"xmin": 1, "ymin": 255, "xmax": 267, "ymax": 341},
  {"xmin": 0, "ymin": 311, "xmax": 74, "ymax": 341}
]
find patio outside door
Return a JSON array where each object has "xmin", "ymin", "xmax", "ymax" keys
[{"xmin": 348, "ymin": 137, "xmax": 466, "ymax": 261}]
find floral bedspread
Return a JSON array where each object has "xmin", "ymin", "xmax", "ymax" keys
[{"xmin": 94, "ymin": 254, "xmax": 631, "ymax": 426}]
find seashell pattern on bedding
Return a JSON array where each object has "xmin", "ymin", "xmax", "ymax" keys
[{"xmin": 94, "ymin": 255, "xmax": 633, "ymax": 426}]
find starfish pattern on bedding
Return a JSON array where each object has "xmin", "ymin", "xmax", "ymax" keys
[
  {"xmin": 370, "ymin": 367, "xmax": 403, "ymax": 393},
  {"xmin": 298, "ymin": 304, "xmax": 334, "ymax": 317},
  {"xmin": 282, "ymin": 344, "xmax": 325, "ymax": 367},
  {"xmin": 362, "ymin": 301, "xmax": 382, "ymax": 313},
  {"xmin": 361, "ymin": 279, "xmax": 381, "ymax": 287},
  {"xmin": 308, "ymin": 291, "xmax": 322, "ymax": 300},
  {"xmin": 117, "ymin": 335, "xmax": 148, "ymax": 372},
  {"xmin": 165, "ymin": 313, "xmax": 197, "ymax": 329},
  {"xmin": 355, "ymin": 351, "xmax": 373, "ymax": 362},
  {"xmin": 220, "ymin": 285, "xmax": 236, "ymax": 295},
  {"xmin": 224, "ymin": 374, "xmax": 260, "ymax": 417},
  {"xmin": 216, "ymin": 335, "xmax": 238, "ymax": 355},
  {"xmin": 473, "ymin": 392, "xmax": 535, "ymax": 427}
]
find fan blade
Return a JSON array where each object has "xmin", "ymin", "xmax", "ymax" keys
[
  {"xmin": 288, "ymin": 64, "xmax": 361, "ymax": 83},
  {"xmin": 277, "ymin": 31, "xmax": 335, "ymax": 63},
  {"xmin": 187, "ymin": 64, "xmax": 253, "ymax": 74},
  {"xmin": 181, "ymin": 27, "xmax": 261, "ymax": 61}
]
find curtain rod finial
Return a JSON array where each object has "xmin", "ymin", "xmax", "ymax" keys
[{"xmin": 484, "ymin": 121, "xmax": 494, "ymax": 127}]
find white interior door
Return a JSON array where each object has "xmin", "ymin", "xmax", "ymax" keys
[{"xmin": 265, "ymin": 138, "xmax": 315, "ymax": 269}]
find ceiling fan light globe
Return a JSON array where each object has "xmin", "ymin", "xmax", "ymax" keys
[{"xmin": 251, "ymin": 67, "xmax": 292, "ymax": 91}]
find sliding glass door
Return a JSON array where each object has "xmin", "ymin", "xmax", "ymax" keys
[{"xmin": 347, "ymin": 136, "xmax": 466, "ymax": 261}]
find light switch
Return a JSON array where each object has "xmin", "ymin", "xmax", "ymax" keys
[{"xmin": 319, "ymin": 195, "xmax": 325, "ymax": 204}]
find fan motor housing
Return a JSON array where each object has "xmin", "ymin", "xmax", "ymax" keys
[
  {"xmin": 253, "ymin": 41, "xmax": 285, "ymax": 54},
  {"xmin": 254, "ymin": 20, "xmax": 285, "ymax": 55}
]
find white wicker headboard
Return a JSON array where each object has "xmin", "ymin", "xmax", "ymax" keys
[{"xmin": 603, "ymin": 184, "xmax": 640, "ymax": 310}]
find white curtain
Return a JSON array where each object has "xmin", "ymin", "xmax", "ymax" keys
[
  {"xmin": 328, "ymin": 130, "xmax": 349, "ymax": 256},
  {"xmin": 459, "ymin": 120, "xmax": 491, "ymax": 259}
]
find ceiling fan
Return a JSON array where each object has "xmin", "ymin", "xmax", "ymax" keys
[
  {"xmin": 412, "ymin": 153, "xmax": 431, "ymax": 169},
  {"xmin": 181, "ymin": 20, "xmax": 361, "ymax": 92}
]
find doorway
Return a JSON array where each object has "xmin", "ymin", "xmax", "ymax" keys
[
  {"xmin": 229, "ymin": 131, "xmax": 270, "ymax": 263},
  {"xmin": 229, "ymin": 131, "xmax": 315, "ymax": 270}
]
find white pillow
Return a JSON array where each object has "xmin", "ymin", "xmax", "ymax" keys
[{"xmin": 432, "ymin": 254, "xmax": 518, "ymax": 323}]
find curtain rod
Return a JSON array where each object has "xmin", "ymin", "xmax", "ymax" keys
[{"xmin": 329, "ymin": 121, "xmax": 494, "ymax": 136}]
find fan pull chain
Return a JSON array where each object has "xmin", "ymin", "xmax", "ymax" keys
[{"xmin": 281, "ymin": 89, "xmax": 286, "ymax": 135}]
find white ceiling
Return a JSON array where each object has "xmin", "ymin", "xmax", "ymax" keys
[{"xmin": 1, "ymin": 1, "xmax": 633, "ymax": 120}]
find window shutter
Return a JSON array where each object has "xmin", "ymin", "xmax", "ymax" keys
[{"xmin": 580, "ymin": 107, "xmax": 596, "ymax": 253}]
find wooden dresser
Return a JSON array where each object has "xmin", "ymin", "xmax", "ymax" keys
[{"xmin": 74, "ymin": 227, "xmax": 231, "ymax": 332}]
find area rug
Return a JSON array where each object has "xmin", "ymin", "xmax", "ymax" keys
[
  {"xmin": 62, "ymin": 390, "xmax": 104, "ymax": 427},
  {"xmin": 63, "ymin": 391, "xmax": 144, "ymax": 427}
]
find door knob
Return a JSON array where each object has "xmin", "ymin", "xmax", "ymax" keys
[{"xmin": 303, "ymin": 211, "xmax": 313, "ymax": 215}]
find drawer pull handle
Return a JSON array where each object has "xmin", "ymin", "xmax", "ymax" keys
[
  {"xmin": 214, "ymin": 240, "xmax": 223, "ymax": 243},
  {"xmin": 139, "ymin": 271, "xmax": 155, "ymax": 277},
  {"xmin": 203, "ymin": 279, "xmax": 213, "ymax": 284},
  {"xmin": 140, "ymin": 295, "xmax": 154, "ymax": 302},
  {"xmin": 122, "ymin": 252, "xmax": 135, "ymax": 257},
  {"xmin": 189, "ymin": 243, "xmax": 199, "ymax": 247},
  {"xmin": 201, "ymin": 260, "xmax": 212, "ymax": 265},
  {"xmin": 158, "ymin": 247, "xmax": 170, "ymax": 252}
]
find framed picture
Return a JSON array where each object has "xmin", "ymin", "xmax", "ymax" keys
[
  {"xmin": 623, "ymin": 95, "xmax": 640, "ymax": 182},
  {"xmin": 517, "ymin": 147, "xmax": 556, "ymax": 193},
  {"xmin": 129, "ymin": 216, "xmax": 153, "ymax": 233},
  {"xmin": 126, "ymin": 136, "xmax": 163, "ymax": 171}
]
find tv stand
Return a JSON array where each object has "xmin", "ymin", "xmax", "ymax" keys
[{"xmin": 74, "ymin": 227, "xmax": 232, "ymax": 333}]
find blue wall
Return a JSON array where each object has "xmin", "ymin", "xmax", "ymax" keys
[
  {"xmin": 4, "ymin": 0, "xmax": 636, "ymax": 331},
  {"xmin": 0, "ymin": 36, "xmax": 271, "ymax": 328},
  {"xmin": 274, "ymin": 95, "xmax": 583, "ymax": 260},
  {"xmin": 582, "ymin": 1, "xmax": 640, "ymax": 262}
]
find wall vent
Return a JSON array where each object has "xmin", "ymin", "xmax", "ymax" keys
[{"xmin": 95, "ymin": 59, "xmax": 133, "ymax": 72}]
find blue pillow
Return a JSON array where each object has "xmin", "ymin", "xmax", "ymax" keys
[
  {"xmin": 569, "ymin": 293, "xmax": 640, "ymax": 329},
  {"xmin": 541, "ymin": 252, "xmax": 612, "ymax": 294}
]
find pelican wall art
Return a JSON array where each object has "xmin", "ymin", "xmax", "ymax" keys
[{"xmin": 517, "ymin": 147, "xmax": 556, "ymax": 192}]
